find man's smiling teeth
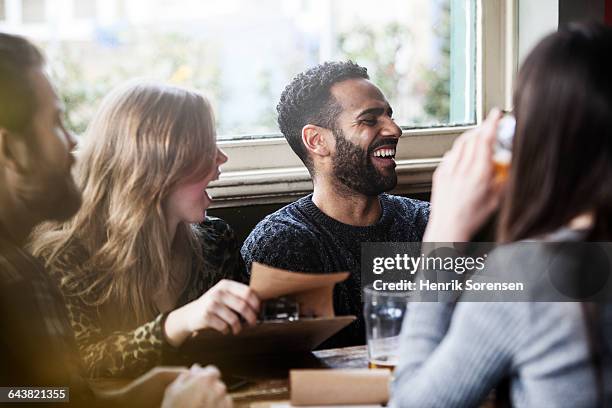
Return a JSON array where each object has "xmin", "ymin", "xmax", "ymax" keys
[{"xmin": 373, "ymin": 148, "xmax": 396, "ymax": 158}]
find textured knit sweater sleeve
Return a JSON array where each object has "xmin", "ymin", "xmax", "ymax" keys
[
  {"xmin": 391, "ymin": 235, "xmax": 607, "ymax": 407},
  {"xmin": 391, "ymin": 301, "xmax": 528, "ymax": 407},
  {"xmin": 393, "ymin": 299, "xmax": 601, "ymax": 407},
  {"xmin": 241, "ymin": 216, "xmax": 325, "ymax": 274}
]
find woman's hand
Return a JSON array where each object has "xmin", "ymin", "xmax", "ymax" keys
[
  {"xmin": 161, "ymin": 365, "xmax": 233, "ymax": 408},
  {"xmin": 100, "ymin": 365, "xmax": 231, "ymax": 408},
  {"xmin": 98, "ymin": 366, "xmax": 185, "ymax": 407},
  {"xmin": 164, "ymin": 279, "xmax": 260, "ymax": 347},
  {"xmin": 423, "ymin": 109, "xmax": 504, "ymax": 242}
]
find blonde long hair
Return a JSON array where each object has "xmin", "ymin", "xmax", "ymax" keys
[{"xmin": 30, "ymin": 82, "xmax": 216, "ymax": 326}]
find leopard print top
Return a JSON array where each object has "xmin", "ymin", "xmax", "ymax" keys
[{"xmin": 46, "ymin": 217, "xmax": 247, "ymax": 378}]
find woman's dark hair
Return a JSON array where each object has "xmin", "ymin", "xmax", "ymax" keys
[
  {"xmin": 0, "ymin": 33, "xmax": 44, "ymax": 135},
  {"xmin": 498, "ymin": 23, "xmax": 612, "ymax": 242}
]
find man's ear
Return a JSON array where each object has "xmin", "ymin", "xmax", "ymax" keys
[
  {"xmin": 0, "ymin": 128, "xmax": 31, "ymax": 174},
  {"xmin": 302, "ymin": 124, "xmax": 332, "ymax": 158}
]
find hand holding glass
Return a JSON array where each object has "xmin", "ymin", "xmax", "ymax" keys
[{"xmin": 493, "ymin": 113, "xmax": 516, "ymax": 183}]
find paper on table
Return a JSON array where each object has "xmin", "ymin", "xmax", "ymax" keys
[
  {"xmin": 250, "ymin": 262, "xmax": 349, "ymax": 317},
  {"xmin": 290, "ymin": 369, "xmax": 390, "ymax": 406}
]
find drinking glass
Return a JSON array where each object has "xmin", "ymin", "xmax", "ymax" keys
[
  {"xmin": 363, "ymin": 286, "xmax": 410, "ymax": 370},
  {"xmin": 493, "ymin": 113, "xmax": 516, "ymax": 183}
]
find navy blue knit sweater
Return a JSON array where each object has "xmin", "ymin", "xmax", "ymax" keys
[{"xmin": 241, "ymin": 193, "xmax": 430, "ymax": 347}]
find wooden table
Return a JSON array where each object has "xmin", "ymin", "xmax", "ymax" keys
[
  {"xmin": 209, "ymin": 345, "xmax": 494, "ymax": 408},
  {"xmin": 91, "ymin": 346, "xmax": 369, "ymax": 408},
  {"xmin": 92, "ymin": 346, "xmax": 497, "ymax": 407},
  {"xmin": 230, "ymin": 346, "xmax": 368, "ymax": 407}
]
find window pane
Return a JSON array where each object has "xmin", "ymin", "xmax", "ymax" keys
[
  {"xmin": 22, "ymin": 0, "xmax": 45, "ymax": 23},
  {"xmin": 17, "ymin": 0, "xmax": 476, "ymax": 139},
  {"xmin": 74, "ymin": 0, "xmax": 97, "ymax": 20}
]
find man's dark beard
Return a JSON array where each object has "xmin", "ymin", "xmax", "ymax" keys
[{"xmin": 332, "ymin": 128, "xmax": 397, "ymax": 196}]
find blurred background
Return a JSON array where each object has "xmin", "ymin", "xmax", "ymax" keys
[{"xmin": 0, "ymin": 0, "xmax": 476, "ymax": 139}]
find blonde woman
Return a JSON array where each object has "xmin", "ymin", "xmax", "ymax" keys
[{"xmin": 30, "ymin": 82, "xmax": 260, "ymax": 378}]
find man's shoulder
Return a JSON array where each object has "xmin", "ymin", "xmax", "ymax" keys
[
  {"xmin": 383, "ymin": 194, "xmax": 430, "ymax": 213},
  {"xmin": 382, "ymin": 194, "xmax": 430, "ymax": 230},
  {"xmin": 0, "ymin": 253, "xmax": 24, "ymax": 284},
  {"xmin": 241, "ymin": 197, "xmax": 326, "ymax": 272},
  {"xmin": 246, "ymin": 196, "xmax": 321, "ymax": 242},
  {"xmin": 0, "ymin": 240, "xmax": 37, "ymax": 285}
]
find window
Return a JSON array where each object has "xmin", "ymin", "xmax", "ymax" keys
[
  {"xmin": 4, "ymin": 0, "xmax": 517, "ymax": 205},
  {"xmin": 30, "ymin": 0, "xmax": 476, "ymax": 138},
  {"xmin": 74, "ymin": 0, "xmax": 97, "ymax": 20},
  {"xmin": 22, "ymin": 0, "xmax": 45, "ymax": 23},
  {"xmin": 211, "ymin": 0, "xmax": 516, "ymax": 206}
]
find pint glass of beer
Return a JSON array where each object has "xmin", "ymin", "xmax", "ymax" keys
[
  {"xmin": 363, "ymin": 286, "xmax": 410, "ymax": 371},
  {"xmin": 493, "ymin": 113, "xmax": 516, "ymax": 183}
]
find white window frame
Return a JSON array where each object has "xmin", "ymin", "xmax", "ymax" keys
[{"xmin": 209, "ymin": 0, "xmax": 519, "ymax": 208}]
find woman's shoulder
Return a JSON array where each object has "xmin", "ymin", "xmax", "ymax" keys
[
  {"xmin": 489, "ymin": 227, "xmax": 590, "ymax": 264},
  {"xmin": 35, "ymin": 237, "xmax": 95, "ymax": 301},
  {"xmin": 39, "ymin": 237, "xmax": 89, "ymax": 273},
  {"xmin": 192, "ymin": 216, "xmax": 239, "ymax": 266},
  {"xmin": 194, "ymin": 216, "xmax": 236, "ymax": 243},
  {"xmin": 184, "ymin": 217, "xmax": 244, "ymax": 296}
]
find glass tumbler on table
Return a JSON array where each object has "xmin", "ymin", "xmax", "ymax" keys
[{"xmin": 363, "ymin": 286, "xmax": 410, "ymax": 371}]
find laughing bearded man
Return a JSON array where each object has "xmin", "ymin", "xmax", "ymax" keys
[{"xmin": 241, "ymin": 61, "xmax": 429, "ymax": 347}]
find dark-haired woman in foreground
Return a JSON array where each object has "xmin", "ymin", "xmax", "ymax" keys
[{"xmin": 392, "ymin": 23, "xmax": 612, "ymax": 407}]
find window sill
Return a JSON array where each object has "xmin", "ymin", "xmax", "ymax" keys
[
  {"xmin": 209, "ymin": 125, "xmax": 473, "ymax": 208},
  {"xmin": 208, "ymin": 157, "xmax": 439, "ymax": 208}
]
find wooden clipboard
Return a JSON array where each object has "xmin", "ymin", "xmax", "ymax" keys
[
  {"xmin": 183, "ymin": 262, "xmax": 356, "ymax": 357},
  {"xmin": 184, "ymin": 315, "xmax": 356, "ymax": 358}
]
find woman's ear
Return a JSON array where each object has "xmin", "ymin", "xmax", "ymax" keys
[
  {"xmin": 0, "ymin": 128, "xmax": 31, "ymax": 174},
  {"xmin": 301, "ymin": 124, "xmax": 331, "ymax": 158}
]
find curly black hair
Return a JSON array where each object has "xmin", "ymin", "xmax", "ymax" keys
[{"xmin": 277, "ymin": 61, "xmax": 369, "ymax": 171}]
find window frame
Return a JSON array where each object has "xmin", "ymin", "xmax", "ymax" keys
[
  {"xmin": 0, "ymin": 0, "xmax": 522, "ymax": 207},
  {"xmin": 211, "ymin": 0, "xmax": 518, "ymax": 208},
  {"xmin": 21, "ymin": 0, "xmax": 45, "ymax": 24}
]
